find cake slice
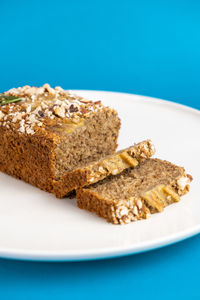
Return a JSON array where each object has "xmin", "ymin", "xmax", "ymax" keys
[
  {"xmin": 0, "ymin": 84, "xmax": 120, "ymax": 196},
  {"xmin": 53, "ymin": 140, "xmax": 155, "ymax": 198},
  {"xmin": 76, "ymin": 159, "xmax": 193, "ymax": 224}
]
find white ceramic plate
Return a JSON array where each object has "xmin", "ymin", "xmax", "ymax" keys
[{"xmin": 0, "ymin": 91, "xmax": 199, "ymax": 261}]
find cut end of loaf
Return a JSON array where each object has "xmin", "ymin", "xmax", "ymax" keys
[{"xmin": 53, "ymin": 107, "xmax": 121, "ymax": 178}]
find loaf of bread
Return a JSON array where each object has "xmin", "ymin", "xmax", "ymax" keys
[
  {"xmin": 76, "ymin": 159, "xmax": 193, "ymax": 224},
  {"xmin": 0, "ymin": 84, "xmax": 121, "ymax": 196},
  {"xmin": 53, "ymin": 140, "xmax": 155, "ymax": 198}
]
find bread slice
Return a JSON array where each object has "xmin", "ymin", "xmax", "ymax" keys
[
  {"xmin": 0, "ymin": 84, "xmax": 120, "ymax": 196},
  {"xmin": 53, "ymin": 140, "xmax": 155, "ymax": 198},
  {"xmin": 76, "ymin": 159, "xmax": 193, "ymax": 224}
]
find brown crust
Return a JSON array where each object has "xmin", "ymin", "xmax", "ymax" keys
[{"xmin": 0, "ymin": 126, "xmax": 56, "ymax": 193}]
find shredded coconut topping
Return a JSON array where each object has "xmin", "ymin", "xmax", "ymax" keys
[{"xmin": 0, "ymin": 84, "xmax": 102, "ymax": 135}]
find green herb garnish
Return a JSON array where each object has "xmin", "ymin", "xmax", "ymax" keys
[{"xmin": 0, "ymin": 94, "xmax": 22, "ymax": 106}]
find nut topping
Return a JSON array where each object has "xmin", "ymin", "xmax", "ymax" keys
[{"xmin": 0, "ymin": 83, "xmax": 103, "ymax": 135}]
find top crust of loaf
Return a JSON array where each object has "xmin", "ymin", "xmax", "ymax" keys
[{"xmin": 0, "ymin": 84, "xmax": 118, "ymax": 138}]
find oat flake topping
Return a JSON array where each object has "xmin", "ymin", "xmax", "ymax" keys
[{"xmin": 0, "ymin": 84, "xmax": 102, "ymax": 135}]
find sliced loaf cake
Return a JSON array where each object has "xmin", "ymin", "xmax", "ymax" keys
[
  {"xmin": 53, "ymin": 140, "xmax": 155, "ymax": 197},
  {"xmin": 76, "ymin": 159, "xmax": 193, "ymax": 224}
]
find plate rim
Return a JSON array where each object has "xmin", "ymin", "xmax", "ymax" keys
[
  {"xmin": 0, "ymin": 224, "xmax": 200, "ymax": 262},
  {"xmin": 0, "ymin": 90, "xmax": 199, "ymax": 261}
]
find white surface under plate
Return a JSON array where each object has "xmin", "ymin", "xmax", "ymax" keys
[{"xmin": 0, "ymin": 91, "xmax": 199, "ymax": 261}]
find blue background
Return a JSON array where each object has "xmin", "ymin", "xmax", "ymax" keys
[{"xmin": 0, "ymin": 0, "xmax": 200, "ymax": 299}]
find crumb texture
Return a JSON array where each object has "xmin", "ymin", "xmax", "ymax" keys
[
  {"xmin": 77, "ymin": 159, "xmax": 192, "ymax": 224},
  {"xmin": 53, "ymin": 140, "xmax": 155, "ymax": 198}
]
